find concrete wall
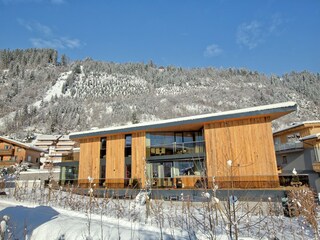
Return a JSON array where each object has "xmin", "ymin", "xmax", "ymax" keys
[
  {"xmin": 19, "ymin": 170, "xmax": 60, "ymax": 181},
  {"xmin": 276, "ymin": 148, "xmax": 320, "ymax": 193}
]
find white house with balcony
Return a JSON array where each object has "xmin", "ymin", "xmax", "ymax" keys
[{"xmin": 34, "ymin": 135, "xmax": 77, "ymax": 168}]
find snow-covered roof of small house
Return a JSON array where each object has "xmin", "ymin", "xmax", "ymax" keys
[
  {"xmin": 273, "ymin": 120, "xmax": 320, "ymax": 135},
  {"xmin": 0, "ymin": 136, "xmax": 45, "ymax": 152},
  {"xmin": 70, "ymin": 101, "xmax": 297, "ymax": 140},
  {"xmin": 36, "ymin": 135, "xmax": 71, "ymax": 141},
  {"xmin": 55, "ymin": 147, "xmax": 73, "ymax": 151},
  {"xmin": 56, "ymin": 141, "xmax": 75, "ymax": 146},
  {"xmin": 34, "ymin": 141, "xmax": 55, "ymax": 146}
]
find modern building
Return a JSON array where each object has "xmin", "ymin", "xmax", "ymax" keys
[
  {"xmin": 69, "ymin": 102, "xmax": 297, "ymax": 189},
  {"xmin": 0, "ymin": 136, "xmax": 44, "ymax": 168},
  {"xmin": 273, "ymin": 121, "xmax": 320, "ymax": 193}
]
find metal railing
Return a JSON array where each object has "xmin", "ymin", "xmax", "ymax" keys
[
  {"xmin": 274, "ymin": 141, "xmax": 303, "ymax": 152},
  {"xmin": 59, "ymin": 178, "xmax": 142, "ymax": 189},
  {"xmin": 58, "ymin": 176, "xmax": 280, "ymax": 189},
  {"xmin": 3, "ymin": 176, "xmax": 281, "ymax": 191},
  {"xmin": 146, "ymin": 140, "xmax": 205, "ymax": 157}
]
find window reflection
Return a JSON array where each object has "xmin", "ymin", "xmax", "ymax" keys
[
  {"xmin": 146, "ymin": 131, "xmax": 204, "ymax": 157},
  {"xmin": 100, "ymin": 137, "xmax": 106, "ymax": 159},
  {"xmin": 147, "ymin": 159, "xmax": 204, "ymax": 178}
]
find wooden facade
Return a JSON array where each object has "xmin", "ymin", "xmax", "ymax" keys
[
  {"xmin": 78, "ymin": 138, "xmax": 100, "ymax": 184},
  {"xmin": 205, "ymin": 117, "xmax": 279, "ymax": 188},
  {"xmin": 131, "ymin": 132, "xmax": 146, "ymax": 186},
  {"xmin": 0, "ymin": 136, "xmax": 43, "ymax": 167},
  {"xmin": 70, "ymin": 102, "xmax": 297, "ymax": 189}
]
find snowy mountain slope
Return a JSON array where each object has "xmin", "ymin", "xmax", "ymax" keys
[{"xmin": 0, "ymin": 49, "xmax": 319, "ymax": 139}]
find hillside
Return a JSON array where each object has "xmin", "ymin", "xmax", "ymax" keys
[{"xmin": 0, "ymin": 49, "xmax": 319, "ymax": 140}]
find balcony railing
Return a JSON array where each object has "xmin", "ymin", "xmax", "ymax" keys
[
  {"xmin": 0, "ymin": 149, "xmax": 14, "ymax": 156},
  {"xmin": 146, "ymin": 141, "xmax": 205, "ymax": 157},
  {"xmin": 58, "ymin": 176, "xmax": 279, "ymax": 189},
  {"xmin": 274, "ymin": 141, "xmax": 303, "ymax": 152}
]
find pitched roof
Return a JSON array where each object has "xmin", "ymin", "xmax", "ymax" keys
[
  {"xmin": 0, "ymin": 136, "xmax": 45, "ymax": 152},
  {"xmin": 273, "ymin": 120, "xmax": 320, "ymax": 134},
  {"xmin": 299, "ymin": 133, "xmax": 320, "ymax": 141},
  {"xmin": 36, "ymin": 134, "xmax": 71, "ymax": 141},
  {"xmin": 70, "ymin": 101, "xmax": 297, "ymax": 139}
]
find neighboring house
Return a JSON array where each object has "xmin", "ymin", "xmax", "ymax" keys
[
  {"xmin": 34, "ymin": 135, "xmax": 77, "ymax": 168},
  {"xmin": 69, "ymin": 102, "xmax": 296, "ymax": 189},
  {"xmin": 0, "ymin": 136, "xmax": 44, "ymax": 168},
  {"xmin": 273, "ymin": 121, "xmax": 320, "ymax": 193}
]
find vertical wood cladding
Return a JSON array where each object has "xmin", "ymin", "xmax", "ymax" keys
[
  {"xmin": 79, "ymin": 138, "xmax": 100, "ymax": 183},
  {"xmin": 204, "ymin": 117, "xmax": 279, "ymax": 187},
  {"xmin": 106, "ymin": 135, "xmax": 125, "ymax": 179},
  {"xmin": 131, "ymin": 132, "xmax": 146, "ymax": 187}
]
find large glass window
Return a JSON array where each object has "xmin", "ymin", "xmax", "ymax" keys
[
  {"xmin": 125, "ymin": 135, "xmax": 132, "ymax": 157},
  {"xmin": 100, "ymin": 137, "xmax": 106, "ymax": 159},
  {"xmin": 174, "ymin": 160, "xmax": 204, "ymax": 176},
  {"xmin": 125, "ymin": 134, "xmax": 132, "ymax": 179},
  {"xmin": 146, "ymin": 131, "xmax": 204, "ymax": 157},
  {"xmin": 60, "ymin": 165, "xmax": 79, "ymax": 185},
  {"xmin": 147, "ymin": 159, "xmax": 204, "ymax": 178},
  {"xmin": 149, "ymin": 162, "xmax": 172, "ymax": 178},
  {"xmin": 149, "ymin": 132, "xmax": 175, "ymax": 147}
]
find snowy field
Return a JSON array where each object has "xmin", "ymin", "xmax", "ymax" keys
[
  {"xmin": 0, "ymin": 199, "xmax": 189, "ymax": 240},
  {"xmin": 0, "ymin": 182, "xmax": 319, "ymax": 240}
]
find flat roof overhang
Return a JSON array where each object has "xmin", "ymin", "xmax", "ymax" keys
[{"xmin": 70, "ymin": 102, "xmax": 297, "ymax": 140}]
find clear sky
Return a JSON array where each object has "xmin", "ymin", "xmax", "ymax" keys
[{"xmin": 0, "ymin": 0, "xmax": 319, "ymax": 75}]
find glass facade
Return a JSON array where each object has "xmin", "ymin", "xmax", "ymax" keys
[
  {"xmin": 60, "ymin": 165, "xmax": 78, "ymax": 185},
  {"xmin": 100, "ymin": 137, "xmax": 106, "ymax": 159},
  {"xmin": 125, "ymin": 135, "xmax": 132, "ymax": 157},
  {"xmin": 146, "ymin": 131, "xmax": 205, "ymax": 157},
  {"xmin": 100, "ymin": 137, "xmax": 106, "ymax": 186},
  {"xmin": 145, "ymin": 130, "xmax": 206, "ymax": 188},
  {"xmin": 148, "ymin": 159, "xmax": 205, "ymax": 178},
  {"xmin": 125, "ymin": 134, "xmax": 132, "ymax": 179}
]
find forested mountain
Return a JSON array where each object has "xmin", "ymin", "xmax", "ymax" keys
[{"xmin": 0, "ymin": 48, "xmax": 319, "ymax": 140}]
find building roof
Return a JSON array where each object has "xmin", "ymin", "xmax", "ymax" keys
[
  {"xmin": 299, "ymin": 133, "xmax": 320, "ymax": 141},
  {"xmin": 36, "ymin": 134, "xmax": 71, "ymax": 141},
  {"xmin": 0, "ymin": 136, "xmax": 45, "ymax": 152},
  {"xmin": 273, "ymin": 120, "xmax": 320, "ymax": 135},
  {"xmin": 70, "ymin": 101, "xmax": 297, "ymax": 140}
]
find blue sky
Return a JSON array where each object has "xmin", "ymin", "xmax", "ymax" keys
[{"xmin": 0, "ymin": 0, "xmax": 319, "ymax": 75}]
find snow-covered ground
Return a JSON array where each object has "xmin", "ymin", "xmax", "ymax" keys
[
  {"xmin": 0, "ymin": 199, "xmax": 190, "ymax": 240},
  {"xmin": 0, "ymin": 197, "xmax": 267, "ymax": 240},
  {"xmin": 0, "ymin": 183, "xmax": 319, "ymax": 240}
]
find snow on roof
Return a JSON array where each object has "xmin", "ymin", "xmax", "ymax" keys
[
  {"xmin": 70, "ymin": 101, "xmax": 297, "ymax": 139},
  {"xmin": 273, "ymin": 120, "xmax": 320, "ymax": 134},
  {"xmin": 0, "ymin": 136, "xmax": 45, "ymax": 152},
  {"xmin": 36, "ymin": 135, "xmax": 70, "ymax": 141},
  {"xmin": 36, "ymin": 135, "xmax": 59, "ymax": 140},
  {"xmin": 34, "ymin": 141, "xmax": 55, "ymax": 146},
  {"xmin": 55, "ymin": 147, "xmax": 73, "ymax": 151},
  {"xmin": 56, "ymin": 141, "xmax": 75, "ymax": 146},
  {"xmin": 299, "ymin": 133, "xmax": 320, "ymax": 141}
]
